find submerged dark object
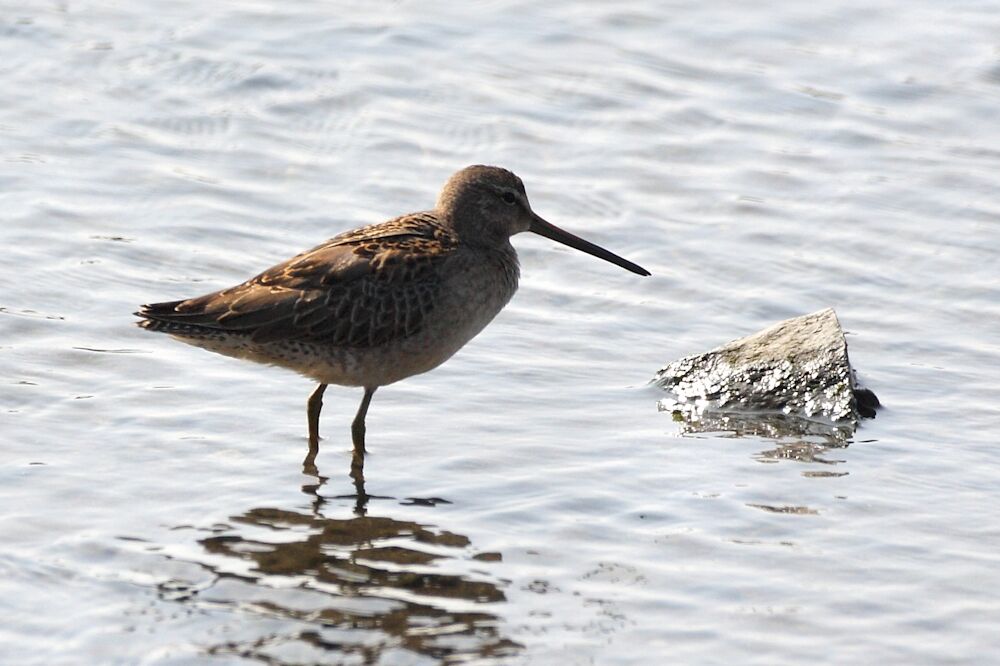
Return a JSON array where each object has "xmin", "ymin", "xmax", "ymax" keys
[{"xmin": 653, "ymin": 308, "xmax": 878, "ymax": 426}]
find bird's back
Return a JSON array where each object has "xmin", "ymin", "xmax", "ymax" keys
[{"xmin": 139, "ymin": 212, "xmax": 457, "ymax": 344}]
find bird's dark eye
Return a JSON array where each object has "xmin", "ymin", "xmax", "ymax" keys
[{"xmin": 501, "ymin": 191, "xmax": 516, "ymax": 205}]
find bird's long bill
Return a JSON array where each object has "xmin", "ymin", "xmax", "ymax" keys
[{"xmin": 529, "ymin": 214, "xmax": 651, "ymax": 276}]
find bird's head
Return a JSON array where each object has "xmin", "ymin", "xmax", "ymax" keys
[{"xmin": 437, "ymin": 165, "xmax": 650, "ymax": 276}]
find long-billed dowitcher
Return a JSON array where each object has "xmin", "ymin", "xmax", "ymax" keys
[{"xmin": 137, "ymin": 165, "xmax": 649, "ymax": 466}]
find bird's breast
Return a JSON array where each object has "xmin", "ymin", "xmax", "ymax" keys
[{"xmin": 433, "ymin": 245, "xmax": 520, "ymax": 340}]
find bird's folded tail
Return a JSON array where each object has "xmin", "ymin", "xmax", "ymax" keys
[{"xmin": 135, "ymin": 299, "xmax": 227, "ymax": 337}]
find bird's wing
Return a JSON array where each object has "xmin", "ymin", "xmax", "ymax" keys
[{"xmin": 138, "ymin": 213, "xmax": 458, "ymax": 347}]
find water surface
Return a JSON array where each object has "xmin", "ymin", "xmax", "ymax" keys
[{"xmin": 2, "ymin": 1, "xmax": 999, "ymax": 663}]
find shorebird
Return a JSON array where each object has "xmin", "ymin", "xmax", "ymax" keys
[{"xmin": 137, "ymin": 165, "xmax": 649, "ymax": 467}]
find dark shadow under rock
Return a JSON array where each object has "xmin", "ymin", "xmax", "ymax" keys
[{"xmin": 653, "ymin": 308, "xmax": 879, "ymax": 431}]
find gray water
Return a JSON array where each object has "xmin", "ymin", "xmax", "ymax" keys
[{"xmin": 2, "ymin": 1, "xmax": 999, "ymax": 664}]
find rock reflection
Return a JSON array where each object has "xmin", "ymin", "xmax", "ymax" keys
[
  {"xmin": 661, "ymin": 404, "xmax": 854, "ymax": 467},
  {"xmin": 184, "ymin": 469, "xmax": 519, "ymax": 664},
  {"xmin": 746, "ymin": 503, "xmax": 819, "ymax": 515}
]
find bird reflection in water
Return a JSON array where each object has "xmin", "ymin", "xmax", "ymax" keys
[
  {"xmin": 187, "ymin": 458, "xmax": 519, "ymax": 663},
  {"xmin": 304, "ymin": 439, "xmax": 381, "ymax": 516}
]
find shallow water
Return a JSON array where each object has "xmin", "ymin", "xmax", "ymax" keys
[{"xmin": 2, "ymin": 1, "xmax": 999, "ymax": 663}]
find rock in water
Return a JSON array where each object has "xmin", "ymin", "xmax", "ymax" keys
[{"xmin": 653, "ymin": 308, "xmax": 878, "ymax": 426}]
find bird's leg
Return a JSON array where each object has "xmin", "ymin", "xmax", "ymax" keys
[
  {"xmin": 304, "ymin": 383, "xmax": 327, "ymax": 470},
  {"xmin": 351, "ymin": 386, "xmax": 377, "ymax": 456}
]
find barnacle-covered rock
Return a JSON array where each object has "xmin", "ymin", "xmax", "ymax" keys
[{"xmin": 653, "ymin": 308, "xmax": 878, "ymax": 429}]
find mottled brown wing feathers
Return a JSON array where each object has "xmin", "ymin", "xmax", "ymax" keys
[{"xmin": 138, "ymin": 213, "xmax": 457, "ymax": 348}]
